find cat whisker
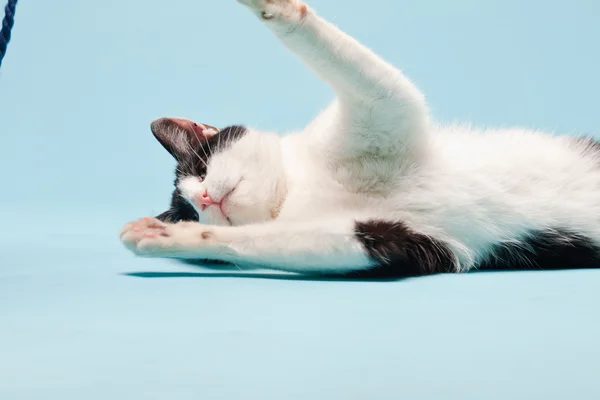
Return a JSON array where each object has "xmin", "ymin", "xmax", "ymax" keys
[
  {"xmin": 217, "ymin": 123, "xmax": 222, "ymax": 151},
  {"xmin": 231, "ymin": 261, "xmax": 244, "ymax": 272},
  {"xmin": 187, "ymin": 121, "xmax": 212, "ymax": 162},
  {"xmin": 181, "ymin": 131, "xmax": 208, "ymax": 169},
  {"xmin": 200, "ymin": 123, "xmax": 214, "ymax": 156},
  {"xmin": 196, "ymin": 139, "xmax": 211, "ymax": 164}
]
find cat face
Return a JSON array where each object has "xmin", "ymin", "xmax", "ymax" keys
[{"xmin": 151, "ymin": 117, "xmax": 287, "ymax": 226}]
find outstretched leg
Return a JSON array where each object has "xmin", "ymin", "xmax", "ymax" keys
[
  {"xmin": 120, "ymin": 217, "xmax": 457, "ymax": 278},
  {"xmin": 238, "ymin": 0, "xmax": 428, "ymax": 155}
]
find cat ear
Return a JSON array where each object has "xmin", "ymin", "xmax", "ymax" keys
[{"xmin": 150, "ymin": 117, "xmax": 220, "ymax": 159}]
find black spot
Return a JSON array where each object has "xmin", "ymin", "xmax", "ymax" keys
[
  {"xmin": 156, "ymin": 189, "xmax": 199, "ymax": 223},
  {"xmin": 477, "ymin": 229, "xmax": 600, "ymax": 271},
  {"xmin": 573, "ymin": 136, "xmax": 600, "ymax": 156},
  {"xmin": 351, "ymin": 223, "xmax": 600, "ymax": 279},
  {"xmin": 350, "ymin": 220, "xmax": 456, "ymax": 278}
]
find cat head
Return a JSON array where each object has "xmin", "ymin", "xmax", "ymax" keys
[{"xmin": 151, "ymin": 117, "xmax": 287, "ymax": 226}]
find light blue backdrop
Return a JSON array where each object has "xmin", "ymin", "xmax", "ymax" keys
[{"xmin": 1, "ymin": 1, "xmax": 599, "ymax": 399}]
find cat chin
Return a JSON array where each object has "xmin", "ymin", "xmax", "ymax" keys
[{"xmin": 194, "ymin": 207, "xmax": 231, "ymax": 226}]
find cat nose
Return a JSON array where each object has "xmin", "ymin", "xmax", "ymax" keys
[{"xmin": 197, "ymin": 189, "xmax": 215, "ymax": 207}]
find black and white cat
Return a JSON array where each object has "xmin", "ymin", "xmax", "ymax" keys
[{"xmin": 120, "ymin": 0, "xmax": 600, "ymax": 278}]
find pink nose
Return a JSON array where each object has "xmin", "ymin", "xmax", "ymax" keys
[
  {"xmin": 197, "ymin": 189, "xmax": 223, "ymax": 212},
  {"xmin": 198, "ymin": 189, "xmax": 214, "ymax": 206}
]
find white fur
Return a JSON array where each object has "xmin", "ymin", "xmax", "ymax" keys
[{"xmin": 121, "ymin": 0, "xmax": 600, "ymax": 274}]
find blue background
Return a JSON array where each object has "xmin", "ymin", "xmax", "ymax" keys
[{"xmin": 1, "ymin": 0, "xmax": 599, "ymax": 398}]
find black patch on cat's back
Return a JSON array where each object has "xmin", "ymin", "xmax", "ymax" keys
[
  {"xmin": 351, "ymin": 220, "xmax": 457, "ymax": 278},
  {"xmin": 477, "ymin": 230, "xmax": 600, "ymax": 271},
  {"xmin": 351, "ymin": 223, "xmax": 600, "ymax": 278},
  {"xmin": 572, "ymin": 136, "xmax": 600, "ymax": 157}
]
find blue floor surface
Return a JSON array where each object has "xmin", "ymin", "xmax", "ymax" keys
[
  {"xmin": 2, "ymin": 214, "xmax": 600, "ymax": 398},
  {"xmin": 2, "ymin": 1, "xmax": 600, "ymax": 398}
]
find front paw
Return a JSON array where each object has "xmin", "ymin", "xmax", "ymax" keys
[
  {"xmin": 238, "ymin": 0, "xmax": 309, "ymax": 24},
  {"xmin": 120, "ymin": 217, "xmax": 215, "ymax": 258},
  {"xmin": 120, "ymin": 217, "xmax": 170, "ymax": 256}
]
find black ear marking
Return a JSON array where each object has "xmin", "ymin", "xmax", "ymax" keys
[
  {"xmin": 150, "ymin": 117, "xmax": 220, "ymax": 160},
  {"xmin": 151, "ymin": 118, "xmax": 199, "ymax": 160}
]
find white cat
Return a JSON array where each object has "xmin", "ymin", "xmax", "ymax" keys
[{"xmin": 120, "ymin": 0, "xmax": 600, "ymax": 278}]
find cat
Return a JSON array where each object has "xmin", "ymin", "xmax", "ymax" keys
[{"xmin": 120, "ymin": 0, "xmax": 600, "ymax": 278}]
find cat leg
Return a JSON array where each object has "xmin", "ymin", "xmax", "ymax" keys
[
  {"xmin": 238, "ymin": 0, "xmax": 428, "ymax": 154},
  {"xmin": 120, "ymin": 217, "xmax": 457, "ymax": 278}
]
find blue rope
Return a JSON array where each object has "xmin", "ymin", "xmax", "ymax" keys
[{"xmin": 0, "ymin": 0, "xmax": 18, "ymax": 68}]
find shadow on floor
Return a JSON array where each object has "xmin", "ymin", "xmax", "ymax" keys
[
  {"xmin": 124, "ymin": 271, "xmax": 400, "ymax": 282},
  {"xmin": 124, "ymin": 259, "xmax": 584, "ymax": 282},
  {"xmin": 124, "ymin": 259, "xmax": 400, "ymax": 282}
]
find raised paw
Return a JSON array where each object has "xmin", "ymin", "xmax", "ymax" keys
[
  {"xmin": 120, "ymin": 217, "xmax": 217, "ymax": 258},
  {"xmin": 238, "ymin": 0, "xmax": 309, "ymax": 24}
]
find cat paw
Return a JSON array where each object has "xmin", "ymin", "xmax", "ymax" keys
[
  {"xmin": 120, "ymin": 217, "xmax": 169, "ymax": 255},
  {"xmin": 237, "ymin": 0, "xmax": 309, "ymax": 24},
  {"xmin": 120, "ymin": 217, "xmax": 216, "ymax": 258}
]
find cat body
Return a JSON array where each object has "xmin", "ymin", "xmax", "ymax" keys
[{"xmin": 120, "ymin": 0, "xmax": 600, "ymax": 278}]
